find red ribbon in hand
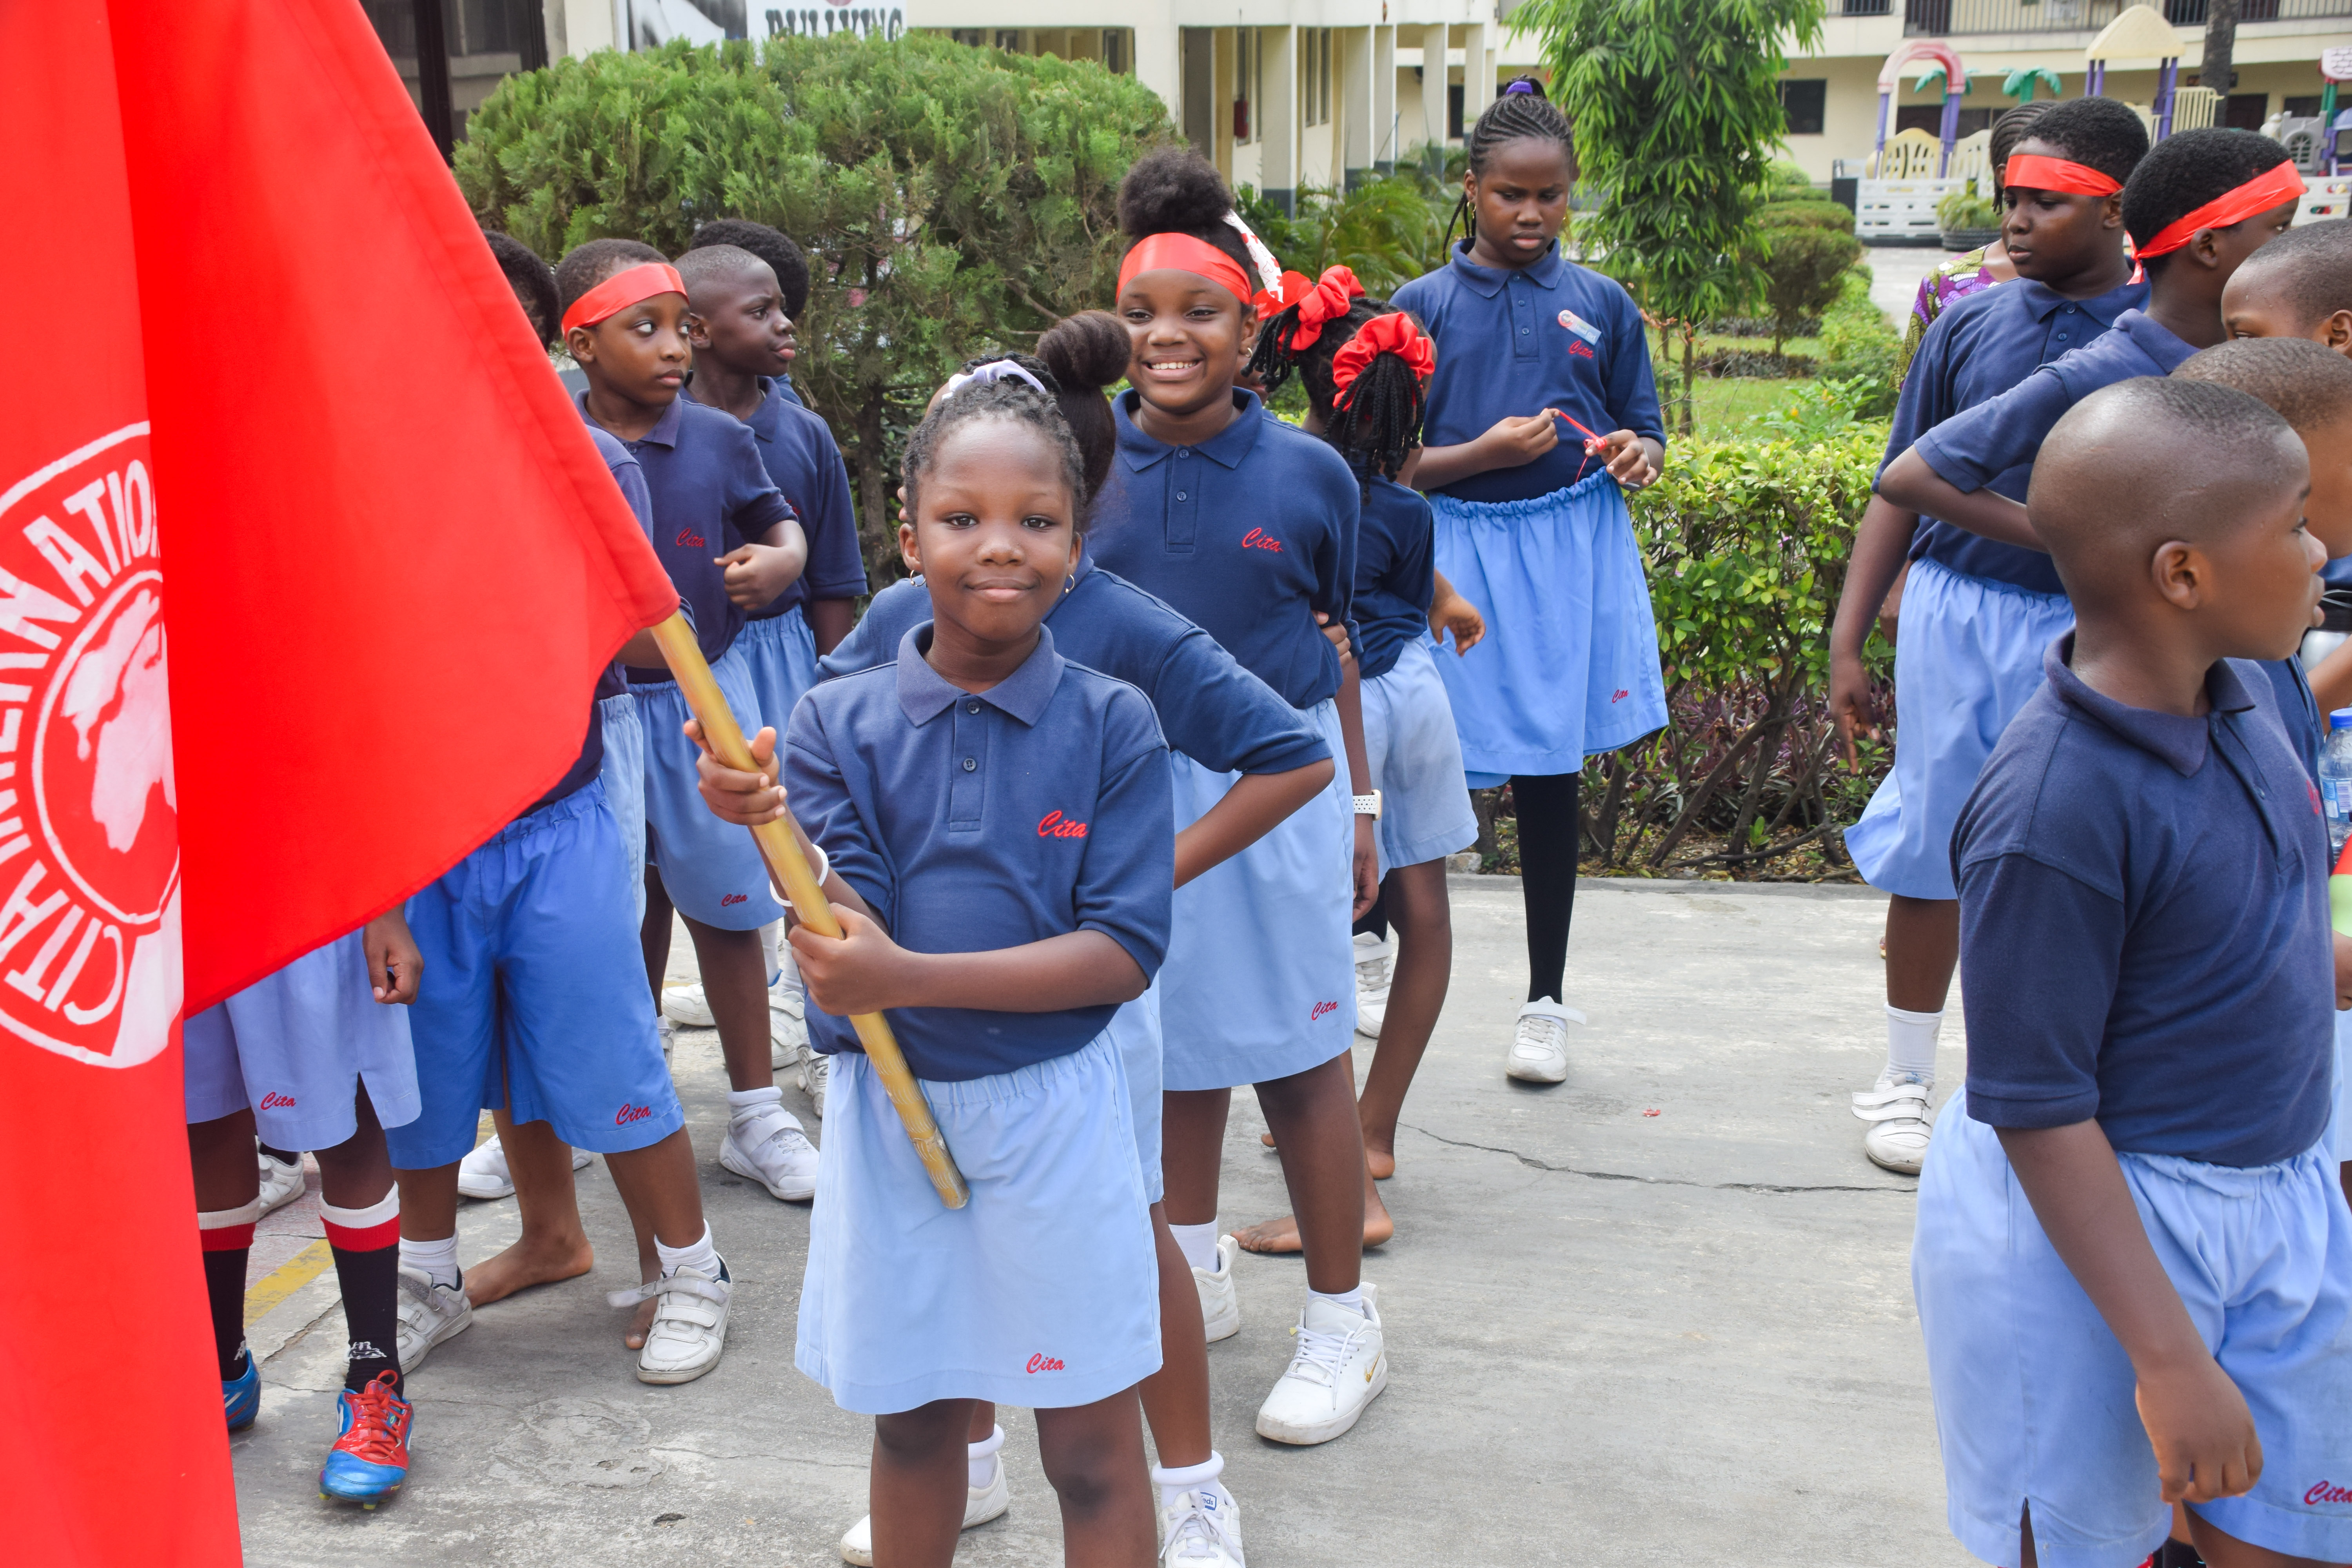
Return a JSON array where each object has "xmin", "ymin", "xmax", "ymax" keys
[
  {"xmin": 1331, "ymin": 311, "xmax": 1436, "ymax": 408},
  {"xmin": 1254, "ymin": 265, "xmax": 1365, "ymax": 350}
]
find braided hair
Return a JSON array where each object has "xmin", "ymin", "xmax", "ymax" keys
[
  {"xmin": 1294, "ymin": 301, "xmax": 1429, "ymax": 495},
  {"xmin": 1987, "ymin": 102, "xmax": 2053, "ymax": 198},
  {"xmin": 904, "ymin": 359, "xmax": 1092, "ymax": 529},
  {"xmin": 1443, "ymin": 76, "xmax": 1576, "ymax": 258}
]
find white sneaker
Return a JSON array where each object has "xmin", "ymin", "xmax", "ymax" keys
[
  {"xmin": 1352, "ymin": 932, "xmax": 1392, "ymax": 1040},
  {"xmin": 610, "ymin": 1259, "xmax": 732, "ymax": 1385},
  {"xmin": 1254, "ymin": 1285, "xmax": 1386, "ymax": 1445},
  {"xmin": 661, "ymin": 984, "xmax": 715, "ymax": 1028},
  {"xmin": 659, "ymin": 1014, "xmax": 675, "ymax": 1060},
  {"xmin": 1853, "ymin": 1073, "xmax": 1936, "ymax": 1175},
  {"xmin": 837, "ymin": 1455, "xmax": 1010, "ymax": 1565},
  {"xmin": 456, "ymin": 1133, "xmax": 592, "ymax": 1201},
  {"xmin": 769, "ymin": 977, "xmax": 809, "ymax": 1071},
  {"xmin": 394, "ymin": 1266, "xmax": 474, "ymax": 1374},
  {"xmin": 1505, "ymin": 998, "xmax": 1583, "ymax": 1083},
  {"xmin": 798, "ymin": 1044, "xmax": 829, "ymax": 1119},
  {"xmin": 256, "ymin": 1149, "xmax": 304, "ymax": 1215},
  {"xmin": 1194, "ymin": 1234, "xmax": 1241, "ymax": 1343},
  {"xmin": 720, "ymin": 1096, "xmax": 819, "ymax": 1201},
  {"xmin": 1160, "ymin": 1480, "xmax": 1245, "ymax": 1566}
]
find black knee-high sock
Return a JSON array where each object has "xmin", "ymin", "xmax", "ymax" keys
[
  {"xmin": 198, "ymin": 1232, "xmax": 252, "ymax": 1379},
  {"xmin": 1510, "ymin": 773, "xmax": 1582, "ymax": 1004},
  {"xmin": 321, "ymin": 1197, "xmax": 403, "ymax": 1396},
  {"xmin": 1353, "ymin": 883, "xmax": 1390, "ymax": 942}
]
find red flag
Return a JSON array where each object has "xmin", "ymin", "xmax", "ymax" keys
[
  {"xmin": 110, "ymin": 0, "xmax": 676, "ymax": 1011},
  {"xmin": 0, "ymin": 0, "xmax": 673, "ymax": 1552}
]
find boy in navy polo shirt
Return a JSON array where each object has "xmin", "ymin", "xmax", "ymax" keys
[
  {"xmin": 662, "ymin": 243, "xmax": 867, "ymax": 1062},
  {"xmin": 681, "ymin": 219, "xmax": 811, "ymax": 408},
  {"xmin": 554, "ymin": 238, "xmax": 823, "ymax": 1218},
  {"xmin": 1917, "ymin": 376, "xmax": 2352, "ymax": 1568},
  {"xmin": 1878, "ymin": 129, "xmax": 2303, "ymax": 551},
  {"xmin": 783, "ymin": 368, "xmax": 1171, "ymax": 1568},
  {"xmin": 1831, "ymin": 96, "xmax": 2151, "ymax": 1176}
]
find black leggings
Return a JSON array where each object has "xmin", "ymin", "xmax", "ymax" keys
[{"xmin": 1512, "ymin": 772, "xmax": 1581, "ymax": 1004}]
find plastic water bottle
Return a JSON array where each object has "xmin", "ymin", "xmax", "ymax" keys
[{"xmin": 2322, "ymin": 709, "xmax": 2352, "ymax": 857}]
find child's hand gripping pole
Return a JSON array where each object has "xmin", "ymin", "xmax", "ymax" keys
[{"xmin": 646, "ymin": 612, "xmax": 970, "ymax": 1210}]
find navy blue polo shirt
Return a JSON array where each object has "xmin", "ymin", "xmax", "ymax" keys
[
  {"xmin": 530, "ymin": 428, "xmax": 659, "ymax": 811},
  {"xmin": 1953, "ymin": 637, "xmax": 2333, "ymax": 1167},
  {"xmin": 691, "ymin": 377, "xmax": 866, "ymax": 619},
  {"xmin": 578, "ymin": 392, "xmax": 794, "ymax": 680},
  {"xmin": 2260, "ymin": 657, "xmax": 2325, "ymax": 784},
  {"xmin": 1354, "ymin": 472, "xmax": 1436, "ymax": 681},
  {"xmin": 819, "ymin": 560, "xmax": 1328, "ymax": 776},
  {"xmin": 1390, "ymin": 240, "xmax": 1664, "ymax": 506},
  {"xmin": 771, "ymin": 371, "xmax": 803, "ymax": 408},
  {"xmin": 1916, "ymin": 310, "xmax": 2196, "ymax": 500},
  {"xmin": 1884, "ymin": 275, "xmax": 2148, "ymax": 595},
  {"xmin": 785, "ymin": 622, "xmax": 1174, "ymax": 1081},
  {"xmin": 1090, "ymin": 390, "xmax": 1359, "ymax": 710}
]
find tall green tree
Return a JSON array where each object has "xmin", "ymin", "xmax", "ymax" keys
[
  {"xmin": 458, "ymin": 36, "xmax": 1173, "ymax": 579},
  {"xmin": 1518, "ymin": 0, "xmax": 1827, "ymax": 433}
]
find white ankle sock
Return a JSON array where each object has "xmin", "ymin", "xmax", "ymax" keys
[
  {"xmin": 1310, "ymin": 1286, "xmax": 1366, "ymax": 1317},
  {"xmin": 399, "ymin": 1233, "xmax": 460, "ymax": 1290},
  {"xmin": 759, "ymin": 920, "xmax": 783, "ymax": 987},
  {"xmin": 772, "ymin": 936, "xmax": 802, "ymax": 992},
  {"xmin": 656, "ymin": 1223, "xmax": 719, "ymax": 1281},
  {"xmin": 967, "ymin": 1424, "xmax": 1004, "ymax": 1488},
  {"xmin": 1171, "ymin": 1221, "xmax": 1220, "ymax": 1274},
  {"xmin": 1885, "ymin": 1004, "xmax": 1944, "ymax": 1082},
  {"xmin": 727, "ymin": 1085, "xmax": 782, "ymax": 1125},
  {"xmin": 1151, "ymin": 1450, "xmax": 1224, "ymax": 1510}
]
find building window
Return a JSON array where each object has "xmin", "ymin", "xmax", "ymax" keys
[
  {"xmin": 1895, "ymin": 105, "xmax": 1992, "ymax": 140},
  {"xmin": 950, "ymin": 29, "xmax": 983, "ymax": 47},
  {"xmin": 994, "ymin": 29, "xmax": 1022, "ymax": 52},
  {"xmin": 1236, "ymin": 30, "xmax": 1256, "ymax": 145},
  {"xmin": 1103, "ymin": 29, "xmax": 1127, "ymax": 74},
  {"xmin": 1780, "ymin": 78, "xmax": 1826, "ymax": 136},
  {"xmin": 1300, "ymin": 29, "xmax": 1332, "ymax": 128},
  {"xmin": 1448, "ymin": 82, "xmax": 1464, "ymax": 140},
  {"xmin": 2223, "ymin": 93, "xmax": 2269, "ymax": 131},
  {"xmin": 2285, "ymin": 96, "xmax": 2324, "ymax": 120}
]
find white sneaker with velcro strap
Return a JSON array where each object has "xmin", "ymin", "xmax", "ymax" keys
[
  {"xmin": 661, "ymin": 983, "xmax": 716, "ymax": 1029},
  {"xmin": 456, "ymin": 1133, "xmax": 592, "ymax": 1201},
  {"xmin": 610, "ymin": 1259, "xmax": 732, "ymax": 1385},
  {"xmin": 720, "ymin": 1093, "xmax": 819, "ymax": 1201},
  {"xmin": 257, "ymin": 1148, "xmax": 305, "ymax": 1215},
  {"xmin": 1852, "ymin": 1072, "xmax": 1936, "ymax": 1175},
  {"xmin": 1194, "ymin": 1234, "xmax": 1241, "ymax": 1343},
  {"xmin": 1352, "ymin": 932, "xmax": 1392, "ymax": 1040},
  {"xmin": 1505, "ymin": 998, "xmax": 1583, "ymax": 1083},
  {"xmin": 394, "ymin": 1266, "xmax": 474, "ymax": 1374},
  {"xmin": 835, "ymin": 1454, "xmax": 1009, "ymax": 1565}
]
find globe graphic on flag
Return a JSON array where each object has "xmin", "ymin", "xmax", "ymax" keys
[{"xmin": 42, "ymin": 577, "xmax": 178, "ymax": 924}]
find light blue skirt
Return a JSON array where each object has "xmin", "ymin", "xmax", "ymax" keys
[
  {"xmin": 1844, "ymin": 559, "xmax": 2074, "ymax": 901},
  {"xmin": 596, "ymin": 689, "xmax": 647, "ymax": 923},
  {"xmin": 1916, "ymin": 1099, "xmax": 2352, "ymax": 1568},
  {"xmin": 1430, "ymin": 472, "xmax": 1667, "ymax": 787},
  {"xmin": 182, "ymin": 931, "xmax": 418, "ymax": 1150},
  {"xmin": 1105, "ymin": 980, "xmax": 1164, "ymax": 1203},
  {"xmin": 736, "ymin": 606, "xmax": 818, "ymax": 740},
  {"xmin": 1363, "ymin": 638, "xmax": 1479, "ymax": 875},
  {"xmin": 1160, "ymin": 699, "xmax": 1356, "ymax": 1091},
  {"xmin": 2335, "ymin": 1010, "xmax": 2352, "ymax": 1163},
  {"xmin": 796, "ymin": 1032, "xmax": 1159, "ymax": 1414}
]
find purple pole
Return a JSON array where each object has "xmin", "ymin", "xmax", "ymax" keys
[
  {"xmin": 2088, "ymin": 60, "xmax": 2105, "ymax": 98},
  {"xmin": 1939, "ymin": 91, "xmax": 1962, "ymax": 176},
  {"xmin": 2155, "ymin": 56, "xmax": 2177, "ymax": 140},
  {"xmin": 1875, "ymin": 89, "xmax": 1891, "ymax": 167}
]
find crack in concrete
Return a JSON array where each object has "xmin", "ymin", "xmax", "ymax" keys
[
  {"xmin": 1398, "ymin": 1122, "xmax": 1912, "ymax": 1194},
  {"xmin": 650, "ymin": 1446, "xmax": 869, "ymax": 1470}
]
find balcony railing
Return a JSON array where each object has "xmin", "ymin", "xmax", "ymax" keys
[{"xmin": 1901, "ymin": 0, "xmax": 2347, "ymax": 33}]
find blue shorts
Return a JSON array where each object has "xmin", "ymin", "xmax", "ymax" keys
[
  {"xmin": 1104, "ymin": 980, "xmax": 1164, "ymax": 1204},
  {"xmin": 2334, "ymin": 1010, "xmax": 2352, "ymax": 1164},
  {"xmin": 183, "ymin": 932, "xmax": 419, "ymax": 1151},
  {"xmin": 796, "ymin": 1032, "xmax": 1159, "ymax": 1414},
  {"xmin": 386, "ymin": 780, "xmax": 684, "ymax": 1169},
  {"xmin": 1430, "ymin": 473, "xmax": 1667, "ymax": 787},
  {"xmin": 1161, "ymin": 699, "xmax": 1356, "ymax": 1091},
  {"xmin": 631, "ymin": 646, "xmax": 789, "ymax": 931},
  {"xmin": 597, "ymin": 689, "xmax": 647, "ymax": 924},
  {"xmin": 1915, "ymin": 1102, "xmax": 2352, "ymax": 1568},
  {"xmin": 736, "ymin": 608, "xmax": 818, "ymax": 740},
  {"xmin": 1363, "ymin": 637, "xmax": 1478, "ymax": 875},
  {"xmin": 1846, "ymin": 559, "xmax": 2074, "ymax": 900}
]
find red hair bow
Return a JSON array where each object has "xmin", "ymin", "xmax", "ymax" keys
[
  {"xmin": 1331, "ymin": 311, "xmax": 1434, "ymax": 407},
  {"xmin": 1254, "ymin": 265, "xmax": 1365, "ymax": 350}
]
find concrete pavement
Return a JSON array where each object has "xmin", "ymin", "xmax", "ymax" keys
[{"xmin": 229, "ymin": 875, "xmax": 1974, "ymax": 1567}]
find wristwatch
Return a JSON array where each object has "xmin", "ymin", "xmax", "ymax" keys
[{"xmin": 1352, "ymin": 790, "xmax": 1382, "ymax": 820}]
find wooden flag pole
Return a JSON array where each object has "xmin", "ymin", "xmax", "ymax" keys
[{"xmin": 647, "ymin": 612, "xmax": 969, "ymax": 1209}]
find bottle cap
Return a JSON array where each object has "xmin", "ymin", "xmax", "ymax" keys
[{"xmin": 2335, "ymin": 709, "xmax": 2352, "ymax": 731}]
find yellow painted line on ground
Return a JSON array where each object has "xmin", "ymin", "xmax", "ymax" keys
[{"xmin": 243, "ymin": 1239, "xmax": 332, "ymax": 1327}]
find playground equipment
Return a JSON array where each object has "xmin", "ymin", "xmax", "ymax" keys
[{"xmin": 2085, "ymin": 5, "xmax": 2190, "ymax": 138}]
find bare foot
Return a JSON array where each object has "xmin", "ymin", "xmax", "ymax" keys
[
  {"xmin": 464, "ymin": 1232, "xmax": 594, "ymax": 1308},
  {"xmin": 1363, "ymin": 1137, "xmax": 1396, "ymax": 1181},
  {"xmin": 1232, "ymin": 1204, "xmax": 1394, "ymax": 1254},
  {"xmin": 624, "ymin": 1294, "xmax": 658, "ymax": 1350},
  {"xmin": 1260, "ymin": 1131, "xmax": 1278, "ymax": 1150}
]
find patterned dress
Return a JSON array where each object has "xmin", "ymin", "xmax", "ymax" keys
[{"xmin": 1895, "ymin": 246, "xmax": 1997, "ymax": 388}]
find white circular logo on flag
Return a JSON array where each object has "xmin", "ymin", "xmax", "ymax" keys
[{"xmin": 0, "ymin": 425, "xmax": 180, "ymax": 1068}]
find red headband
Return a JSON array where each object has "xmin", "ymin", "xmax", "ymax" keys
[
  {"xmin": 1331, "ymin": 312, "xmax": 1434, "ymax": 408},
  {"xmin": 561, "ymin": 261, "xmax": 686, "ymax": 336},
  {"xmin": 2136, "ymin": 162, "xmax": 2308, "ymax": 259},
  {"xmin": 2001, "ymin": 155, "xmax": 2121, "ymax": 198},
  {"xmin": 1254, "ymin": 265, "xmax": 1365, "ymax": 350},
  {"xmin": 1118, "ymin": 234, "xmax": 1254, "ymax": 305}
]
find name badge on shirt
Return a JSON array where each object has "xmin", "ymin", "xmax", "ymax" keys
[{"xmin": 1557, "ymin": 309, "xmax": 1601, "ymax": 344}]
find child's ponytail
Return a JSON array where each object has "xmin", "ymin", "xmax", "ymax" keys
[
  {"xmin": 1289, "ymin": 299, "xmax": 1433, "ymax": 496},
  {"xmin": 1036, "ymin": 310, "xmax": 1131, "ymax": 502}
]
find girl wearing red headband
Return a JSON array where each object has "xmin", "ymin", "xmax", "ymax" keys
[
  {"xmin": 1246, "ymin": 298, "xmax": 1485, "ymax": 1255},
  {"xmin": 1391, "ymin": 80, "xmax": 1667, "ymax": 1090},
  {"xmin": 1090, "ymin": 149, "xmax": 1394, "ymax": 1469}
]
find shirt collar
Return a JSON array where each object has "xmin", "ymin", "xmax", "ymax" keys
[
  {"xmin": 1442, "ymin": 238, "xmax": 1566, "ymax": 298},
  {"xmin": 2112, "ymin": 309, "xmax": 2199, "ymax": 374},
  {"xmin": 579, "ymin": 389, "xmax": 684, "ymax": 448},
  {"xmin": 1114, "ymin": 389, "xmax": 1267, "ymax": 472},
  {"xmin": 894, "ymin": 621, "xmax": 1065, "ymax": 726},
  {"xmin": 2012, "ymin": 275, "xmax": 2146, "ymax": 328},
  {"xmin": 2043, "ymin": 633, "xmax": 2257, "ymax": 776}
]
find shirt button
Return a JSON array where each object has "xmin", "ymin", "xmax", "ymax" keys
[
  {"xmin": 962, "ymin": 757, "xmax": 977, "ymax": 772},
  {"xmin": 1520, "ymin": 327, "xmax": 1530, "ymax": 334},
  {"xmin": 1176, "ymin": 491, "xmax": 1187, "ymax": 501},
  {"xmin": 2056, "ymin": 332, "xmax": 2069, "ymax": 341},
  {"xmin": 965, "ymin": 702, "xmax": 980, "ymax": 715},
  {"xmin": 1176, "ymin": 449, "xmax": 1189, "ymax": 459}
]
